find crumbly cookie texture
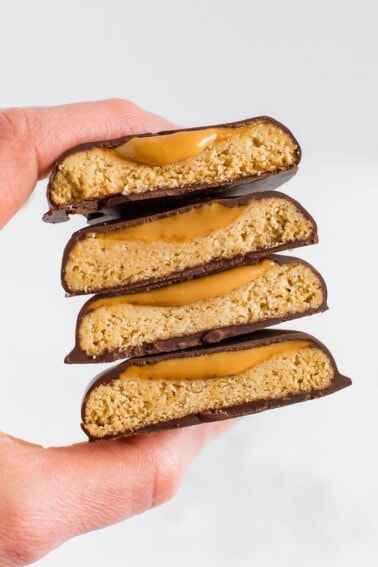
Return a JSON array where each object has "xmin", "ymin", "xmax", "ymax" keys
[
  {"xmin": 64, "ymin": 196, "xmax": 314, "ymax": 294},
  {"xmin": 50, "ymin": 121, "xmax": 298, "ymax": 205},
  {"xmin": 77, "ymin": 262, "xmax": 324, "ymax": 358},
  {"xmin": 83, "ymin": 346, "xmax": 332, "ymax": 439}
]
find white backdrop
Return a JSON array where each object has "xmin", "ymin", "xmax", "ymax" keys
[{"xmin": 1, "ymin": 1, "xmax": 377, "ymax": 565}]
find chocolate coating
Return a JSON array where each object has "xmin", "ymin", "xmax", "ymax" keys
[
  {"xmin": 81, "ymin": 329, "xmax": 351, "ymax": 442},
  {"xmin": 61, "ymin": 190, "xmax": 318, "ymax": 296},
  {"xmin": 43, "ymin": 117, "xmax": 301, "ymax": 223},
  {"xmin": 66, "ymin": 254, "xmax": 328, "ymax": 364}
]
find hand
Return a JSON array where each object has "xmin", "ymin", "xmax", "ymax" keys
[{"xmin": 0, "ymin": 100, "xmax": 233, "ymax": 566}]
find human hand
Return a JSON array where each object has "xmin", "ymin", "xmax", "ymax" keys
[{"xmin": 0, "ymin": 100, "xmax": 234, "ymax": 566}]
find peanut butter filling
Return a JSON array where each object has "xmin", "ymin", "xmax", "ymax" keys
[
  {"xmin": 122, "ymin": 341, "xmax": 311, "ymax": 381},
  {"xmin": 115, "ymin": 127, "xmax": 250, "ymax": 165},
  {"xmin": 88, "ymin": 259, "xmax": 276, "ymax": 310},
  {"xmin": 99, "ymin": 202, "xmax": 247, "ymax": 243}
]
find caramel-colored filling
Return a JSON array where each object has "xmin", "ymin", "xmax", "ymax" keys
[
  {"xmin": 115, "ymin": 127, "xmax": 248, "ymax": 165},
  {"xmin": 88, "ymin": 259, "xmax": 276, "ymax": 309},
  {"xmin": 122, "ymin": 341, "xmax": 311, "ymax": 381},
  {"xmin": 100, "ymin": 202, "xmax": 247, "ymax": 243}
]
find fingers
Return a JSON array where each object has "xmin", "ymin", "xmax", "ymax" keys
[
  {"xmin": 47, "ymin": 422, "xmax": 232, "ymax": 535},
  {"xmin": 0, "ymin": 99, "xmax": 174, "ymax": 228},
  {"xmin": 24, "ymin": 99, "xmax": 174, "ymax": 177},
  {"xmin": 0, "ymin": 422, "xmax": 234, "ymax": 565}
]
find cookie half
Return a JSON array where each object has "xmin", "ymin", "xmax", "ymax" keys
[
  {"xmin": 44, "ymin": 117, "xmax": 301, "ymax": 222},
  {"xmin": 66, "ymin": 255, "xmax": 327, "ymax": 363},
  {"xmin": 62, "ymin": 191, "xmax": 317, "ymax": 296},
  {"xmin": 81, "ymin": 330, "xmax": 351, "ymax": 441}
]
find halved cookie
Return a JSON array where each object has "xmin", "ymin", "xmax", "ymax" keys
[
  {"xmin": 66, "ymin": 255, "xmax": 327, "ymax": 363},
  {"xmin": 81, "ymin": 329, "xmax": 351, "ymax": 441},
  {"xmin": 62, "ymin": 191, "xmax": 317, "ymax": 295},
  {"xmin": 44, "ymin": 117, "xmax": 300, "ymax": 222}
]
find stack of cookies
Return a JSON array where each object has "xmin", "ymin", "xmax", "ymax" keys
[{"xmin": 44, "ymin": 117, "xmax": 350, "ymax": 440}]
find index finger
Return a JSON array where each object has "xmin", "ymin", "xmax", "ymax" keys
[{"xmin": 0, "ymin": 99, "xmax": 173, "ymax": 227}]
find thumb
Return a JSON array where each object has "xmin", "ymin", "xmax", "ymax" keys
[
  {"xmin": 0, "ymin": 99, "xmax": 173, "ymax": 227},
  {"xmin": 0, "ymin": 423, "xmax": 233, "ymax": 565}
]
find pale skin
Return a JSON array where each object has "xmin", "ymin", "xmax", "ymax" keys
[{"xmin": 0, "ymin": 99, "xmax": 233, "ymax": 566}]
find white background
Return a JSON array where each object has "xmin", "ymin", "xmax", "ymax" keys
[{"xmin": 1, "ymin": 0, "xmax": 378, "ymax": 565}]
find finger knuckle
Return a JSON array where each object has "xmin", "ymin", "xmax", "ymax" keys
[
  {"xmin": 150, "ymin": 445, "xmax": 183, "ymax": 507},
  {"xmin": 0, "ymin": 107, "xmax": 34, "ymax": 143},
  {"xmin": 104, "ymin": 97, "xmax": 138, "ymax": 115}
]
